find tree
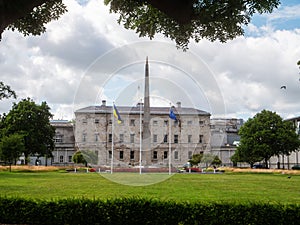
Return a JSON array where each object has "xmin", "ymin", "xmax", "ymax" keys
[
  {"xmin": 0, "ymin": 81, "xmax": 16, "ymax": 100},
  {"xmin": 81, "ymin": 150, "xmax": 98, "ymax": 165},
  {"xmin": 0, "ymin": 133, "xmax": 25, "ymax": 165},
  {"xmin": 233, "ymin": 110, "xmax": 300, "ymax": 168},
  {"xmin": 1, "ymin": 98, "xmax": 55, "ymax": 164},
  {"xmin": 105, "ymin": 0, "xmax": 280, "ymax": 50},
  {"xmin": 211, "ymin": 155, "xmax": 222, "ymax": 166},
  {"xmin": 200, "ymin": 153, "xmax": 222, "ymax": 168},
  {"xmin": 0, "ymin": 0, "xmax": 67, "ymax": 40},
  {"xmin": 1, "ymin": 0, "xmax": 280, "ymax": 50},
  {"xmin": 231, "ymin": 140, "xmax": 263, "ymax": 167},
  {"xmin": 72, "ymin": 151, "xmax": 87, "ymax": 166},
  {"xmin": 189, "ymin": 153, "xmax": 203, "ymax": 166}
]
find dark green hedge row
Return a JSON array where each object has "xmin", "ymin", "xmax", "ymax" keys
[{"xmin": 0, "ymin": 197, "xmax": 299, "ymax": 225}]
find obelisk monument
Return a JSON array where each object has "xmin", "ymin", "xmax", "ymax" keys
[{"xmin": 143, "ymin": 57, "xmax": 151, "ymax": 165}]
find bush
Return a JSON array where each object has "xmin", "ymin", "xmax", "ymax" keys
[{"xmin": 0, "ymin": 197, "xmax": 299, "ymax": 225}]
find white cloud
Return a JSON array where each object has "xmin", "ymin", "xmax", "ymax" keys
[{"xmin": 0, "ymin": 0, "xmax": 300, "ymax": 122}]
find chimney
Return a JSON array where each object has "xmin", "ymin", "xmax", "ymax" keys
[
  {"xmin": 101, "ymin": 100, "xmax": 106, "ymax": 106},
  {"xmin": 176, "ymin": 101, "xmax": 181, "ymax": 109}
]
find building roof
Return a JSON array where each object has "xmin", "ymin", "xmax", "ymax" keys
[
  {"xmin": 75, "ymin": 104, "xmax": 210, "ymax": 116},
  {"xmin": 50, "ymin": 120, "xmax": 73, "ymax": 127},
  {"xmin": 285, "ymin": 116, "xmax": 300, "ymax": 122}
]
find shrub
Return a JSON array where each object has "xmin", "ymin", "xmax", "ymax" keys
[{"xmin": 0, "ymin": 197, "xmax": 299, "ymax": 225}]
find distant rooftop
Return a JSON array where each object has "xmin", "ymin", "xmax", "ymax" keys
[
  {"xmin": 75, "ymin": 104, "xmax": 210, "ymax": 116},
  {"xmin": 285, "ymin": 116, "xmax": 300, "ymax": 122},
  {"xmin": 51, "ymin": 120, "xmax": 70, "ymax": 123},
  {"xmin": 50, "ymin": 120, "xmax": 73, "ymax": 127}
]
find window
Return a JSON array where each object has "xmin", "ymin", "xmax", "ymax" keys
[
  {"xmin": 174, "ymin": 135, "xmax": 179, "ymax": 144},
  {"xmin": 153, "ymin": 120, "xmax": 158, "ymax": 125},
  {"xmin": 153, "ymin": 151, "xmax": 157, "ymax": 159},
  {"xmin": 95, "ymin": 133, "xmax": 99, "ymax": 141},
  {"xmin": 199, "ymin": 135, "xmax": 203, "ymax": 143},
  {"xmin": 59, "ymin": 155, "xmax": 64, "ymax": 163},
  {"xmin": 83, "ymin": 133, "xmax": 87, "ymax": 142},
  {"xmin": 68, "ymin": 155, "xmax": 72, "ymax": 162},
  {"xmin": 108, "ymin": 119, "xmax": 112, "ymax": 125},
  {"xmin": 164, "ymin": 120, "xmax": 168, "ymax": 126},
  {"xmin": 130, "ymin": 134, "xmax": 135, "ymax": 143},
  {"xmin": 108, "ymin": 151, "xmax": 112, "ymax": 159},
  {"xmin": 95, "ymin": 119, "xmax": 99, "ymax": 124},
  {"xmin": 187, "ymin": 120, "xmax": 192, "ymax": 125},
  {"xmin": 54, "ymin": 133, "xmax": 63, "ymax": 143},
  {"xmin": 188, "ymin": 135, "xmax": 192, "ymax": 143},
  {"xmin": 188, "ymin": 151, "xmax": 192, "ymax": 159},
  {"xmin": 130, "ymin": 119, "xmax": 135, "ymax": 126},
  {"xmin": 174, "ymin": 151, "xmax": 179, "ymax": 160},
  {"xmin": 120, "ymin": 134, "xmax": 124, "ymax": 143},
  {"xmin": 163, "ymin": 134, "xmax": 168, "ymax": 143},
  {"xmin": 108, "ymin": 134, "xmax": 112, "ymax": 143},
  {"xmin": 153, "ymin": 134, "xmax": 158, "ymax": 143},
  {"xmin": 130, "ymin": 151, "xmax": 135, "ymax": 160},
  {"xmin": 119, "ymin": 151, "xmax": 124, "ymax": 160},
  {"xmin": 164, "ymin": 151, "xmax": 168, "ymax": 159},
  {"xmin": 82, "ymin": 119, "xmax": 87, "ymax": 124},
  {"xmin": 199, "ymin": 120, "xmax": 204, "ymax": 125}
]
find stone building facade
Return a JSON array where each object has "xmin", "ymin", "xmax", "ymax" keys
[
  {"xmin": 51, "ymin": 120, "xmax": 76, "ymax": 166},
  {"xmin": 209, "ymin": 118, "xmax": 243, "ymax": 167},
  {"xmin": 74, "ymin": 101, "xmax": 211, "ymax": 167}
]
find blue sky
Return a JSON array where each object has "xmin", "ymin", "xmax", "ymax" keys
[{"xmin": 249, "ymin": 0, "xmax": 300, "ymax": 32}]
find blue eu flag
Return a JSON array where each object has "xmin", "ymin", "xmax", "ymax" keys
[{"xmin": 169, "ymin": 108, "xmax": 177, "ymax": 121}]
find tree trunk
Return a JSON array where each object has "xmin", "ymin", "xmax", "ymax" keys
[
  {"xmin": 264, "ymin": 158, "xmax": 269, "ymax": 169},
  {"xmin": 24, "ymin": 153, "xmax": 29, "ymax": 165}
]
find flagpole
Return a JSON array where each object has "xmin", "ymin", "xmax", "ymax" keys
[
  {"xmin": 139, "ymin": 97, "xmax": 142, "ymax": 174},
  {"xmin": 169, "ymin": 103, "xmax": 172, "ymax": 175},
  {"xmin": 111, "ymin": 102, "xmax": 114, "ymax": 174}
]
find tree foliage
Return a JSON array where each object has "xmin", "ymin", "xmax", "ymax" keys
[
  {"xmin": 73, "ymin": 150, "xmax": 98, "ymax": 166},
  {"xmin": 232, "ymin": 110, "xmax": 300, "ymax": 168},
  {"xmin": 0, "ymin": 0, "xmax": 67, "ymax": 40},
  {"xmin": 1, "ymin": 98, "xmax": 55, "ymax": 164},
  {"xmin": 0, "ymin": 133, "xmax": 25, "ymax": 164},
  {"xmin": 72, "ymin": 151, "xmax": 87, "ymax": 166},
  {"xmin": 0, "ymin": 82, "xmax": 16, "ymax": 101},
  {"xmin": 1, "ymin": 0, "xmax": 280, "ymax": 50},
  {"xmin": 105, "ymin": 0, "xmax": 280, "ymax": 50},
  {"xmin": 190, "ymin": 152, "xmax": 222, "ymax": 167},
  {"xmin": 189, "ymin": 153, "xmax": 203, "ymax": 166}
]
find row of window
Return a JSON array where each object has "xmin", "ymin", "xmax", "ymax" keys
[
  {"xmin": 82, "ymin": 133, "xmax": 204, "ymax": 144},
  {"xmin": 57, "ymin": 150, "xmax": 195, "ymax": 163},
  {"xmin": 54, "ymin": 134, "xmax": 63, "ymax": 143},
  {"xmin": 57, "ymin": 155, "xmax": 73, "ymax": 163},
  {"xmin": 108, "ymin": 150, "xmax": 196, "ymax": 160},
  {"xmin": 83, "ymin": 118, "xmax": 206, "ymax": 126}
]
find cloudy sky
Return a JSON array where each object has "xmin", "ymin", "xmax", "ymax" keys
[{"xmin": 0, "ymin": 0, "xmax": 300, "ymax": 121}]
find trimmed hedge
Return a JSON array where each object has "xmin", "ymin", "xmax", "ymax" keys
[{"xmin": 0, "ymin": 197, "xmax": 299, "ymax": 225}]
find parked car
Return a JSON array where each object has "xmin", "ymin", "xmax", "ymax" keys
[
  {"xmin": 185, "ymin": 167, "xmax": 201, "ymax": 173},
  {"xmin": 252, "ymin": 164, "xmax": 266, "ymax": 169},
  {"xmin": 292, "ymin": 165, "xmax": 300, "ymax": 170}
]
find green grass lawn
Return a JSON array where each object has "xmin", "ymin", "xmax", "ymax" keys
[{"xmin": 0, "ymin": 171, "xmax": 299, "ymax": 204}]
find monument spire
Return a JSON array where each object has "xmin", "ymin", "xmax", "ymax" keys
[
  {"xmin": 143, "ymin": 56, "xmax": 151, "ymax": 165},
  {"xmin": 144, "ymin": 56, "xmax": 150, "ymax": 117}
]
